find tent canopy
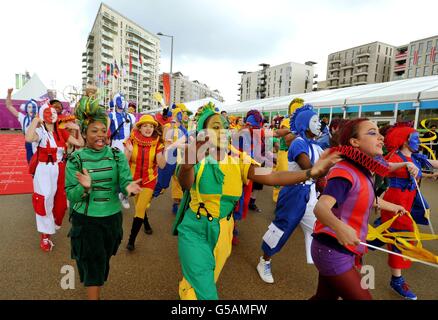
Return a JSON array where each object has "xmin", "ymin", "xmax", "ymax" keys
[{"xmin": 223, "ymin": 75, "xmax": 438, "ymax": 114}]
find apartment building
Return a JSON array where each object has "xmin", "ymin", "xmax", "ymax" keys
[
  {"xmin": 238, "ymin": 62, "xmax": 315, "ymax": 102},
  {"xmin": 159, "ymin": 72, "xmax": 224, "ymax": 104},
  {"xmin": 326, "ymin": 42, "xmax": 395, "ymax": 89},
  {"xmin": 391, "ymin": 35, "xmax": 438, "ymax": 81},
  {"xmin": 81, "ymin": 3, "xmax": 160, "ymax": 111}
]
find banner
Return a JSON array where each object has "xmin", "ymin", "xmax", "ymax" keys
[{"xmin": 163, "ymin": 73, "xmax": 171, "ymax": 106}]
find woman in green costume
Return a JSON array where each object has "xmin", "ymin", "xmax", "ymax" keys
[
  {"xmin": 175, "ymin": 102, "xmax": 340, "ymax": 300},
  {"xmin": 65, "ymin": 97, "xmax": 141, "ymax": 300}
]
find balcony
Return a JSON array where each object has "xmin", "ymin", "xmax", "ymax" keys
[
  {"xmin": 327, "ymin": 84, "xmax": 339, "ymax": 89},
  {"xmin": 357, "ymin": 51, "xmax": 370, "ymax": 58},
  {"xmin": 339, "ymin": 81, "xmax": 353, "ymax": 88},
  {"xmin": 354, "ymin": 71, "xmax": 368, "ymax": 77},
  {"xmin": 328, "ymin": 64, "xmax": 340, "ymax": 72},
  {"xmin": 102, "ymin": 39, "xmax": 113, "ymax": 49},
  {"xmin": 395, "ymin": 52, "xmax": 408, "ymax": 61},
  {"xmin": 355, "ymin": 60, "xmax": 370, "ymax": 67},
  {"xmin": 328, "ymin": 75, "xmax": 340, "ymax": 80},
  {"xmin": 102, "ymin": 22, "xmax": 117, "ymax": 34},
  {"xmin": 102, "ymin": 49, "xmax": 113, "ymax": 58},
  {"xmin": 102, "ymin": 13, "xmax": 118, "ymax": 25},
  {"xmin": 330, "ymin": 57, "xmax": 341, "ymax": 63},
  {"xmin": 353, "ymin": 79, "xmax": 368, "ymax": 85},
  {"xmin": 340, "ymin": 64, "xmax": 354, "ymax": 70}
]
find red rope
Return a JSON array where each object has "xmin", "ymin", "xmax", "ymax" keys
[{"xmin": 331, "ymin": 146, "xmax": 390, "ymax": 177}]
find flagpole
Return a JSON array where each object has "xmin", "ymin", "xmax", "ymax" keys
[
  {"xmin": 137, "ymin": 44, "xmax": 140, "ymax": 113},
  {"xmin": 128, "ymin": 48, "xmax": 131, "ymax": 105}
]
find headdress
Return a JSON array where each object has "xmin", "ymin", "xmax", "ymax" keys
[
  {"xmin": 385, "ymin": 122, "xmax": 416, "ymax": 153},
  {"xmin": 245, "ymin": 110, "xmax": 263, "ymax": 128},
  {"xmin": 20, "ymin": 99, "xmax": 38, "ymax": 116},
  {"xmin": 194, "ymin": 101, "xmax": 225, "ymax": 132},
  {"xmin": 288, "ymin": 98, "xmax": 304, "ymax": 115},
  {"xmin": 290, "ymin": 104, "xmax": 317, "ymax": 137},
  {"xmin": 75, "ymin": 96, "xmax": 108, "ymax": 133}
]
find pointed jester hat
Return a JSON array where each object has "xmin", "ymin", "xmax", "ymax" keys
[{"xmin": 75, "ymin": 96, "xmax": 108, "ymax": 133}]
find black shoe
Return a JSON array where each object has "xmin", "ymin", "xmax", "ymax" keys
[
  {"xmin": 144, "ymin": 217, "xmax": 153, "ymax": 235},
  {"xmin": 249, "ymin": 203, "xmax": 262, "ymax": 213},
  {"xmin": 126, "ymin": 243, "xmax": 135, "ymax": 251}
]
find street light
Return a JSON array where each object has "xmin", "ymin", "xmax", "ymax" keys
[{"xmin": 157, "ymin": 32, "xmax": 174, "ymax": 106}]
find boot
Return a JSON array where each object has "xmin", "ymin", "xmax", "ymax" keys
[
  {"xmin": 40, "ymin": 234, "xmax": 54, "ymax": 252},
  {"xmin": 143, "ymin": 215, "xmax": 153, "ymax": 235},
  {"xmin": 127, "ymin": 217, "xmax": 143, "ymax": 251}
]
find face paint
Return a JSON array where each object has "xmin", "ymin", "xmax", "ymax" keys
[
  {"xmin": 26, "ymin": 104, "xmax": 34, "ymax": 116},
  {"xmin": 43, "ymin": 107, "xmax": 58, "ymax": 124},
  {"xmin": 309, "ymin": 115, "xmax": 321, "ymax": 136},
  {"xmin": 206, "ymin": 114, "xmax": 228, "ymax": 149},
  {"xmin": 408, "ymin": 132, "xmax": 420, "ymax": 152}
]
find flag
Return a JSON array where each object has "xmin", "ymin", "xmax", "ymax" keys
[
  {"xmin": 139, "ymin": 46, "xmax": 143, "ymax": 66},
  {"xmin": 431, "ymin": 46, "xmax": 437, "ymax": 63},
  {"xmin": 413, "ymin": 50, "xmax": 419, "ymax": 65},
  {"xmin": 110, "ymin": 63, "xmax": 114, "ymax": 76},
  {"xmin": 162, "ymin": 73, "xmax": 170, "ymax": 106},
  {"xmin": 114, "ymin": 60, "xmax": 119, "ymax": 79},
  {"xmin": 121, "ymin": 57, "xmax": 126, "ymax": 77},
  {"xmin": 106, "ymin": 64, "xmax": 110, "ymax": 75},
  {"xmin": 129, "ymin": 48, "xmax": 132, "ymax": 74}
]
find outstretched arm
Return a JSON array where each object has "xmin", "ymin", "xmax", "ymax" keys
[
  {"xmin": 249, "ymin": 149, "xmax": 340, "ymax": 186},
  {"xmin": 5, "ymin": 89, "xmax": 19, "ymax": 118}
]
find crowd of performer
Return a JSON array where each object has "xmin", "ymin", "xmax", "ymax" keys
[{"xmin": 4, "ymin": 86, "xmax": 438, "ymax": 301}]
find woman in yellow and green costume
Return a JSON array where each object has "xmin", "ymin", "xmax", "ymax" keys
[
  {"xmin": 174, "ymin": 102, "xmax": 340, "ymax": 300},
  {"xmin": 272, "ymin": 98, "xmax": 304, "ymax": 202}
]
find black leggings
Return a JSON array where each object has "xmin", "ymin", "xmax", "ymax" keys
[{"xmin": 310, "ymin": 268, "xmax": 373, "ymax": 300}]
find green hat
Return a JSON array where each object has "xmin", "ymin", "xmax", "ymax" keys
[
  {"xmin": 75, "ymin": 96, "xmax": 108, "ymax": 133},
  {"xmin": 195, "ymin": 102, "xmax": 228, "ymax": 132}
]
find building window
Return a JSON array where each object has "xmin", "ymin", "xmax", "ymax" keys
[
  {"xmin": 425, "ymin": 55, "xmax": 430, "ymax": 65},
  {"xmin": 417, "ymin": 55, "xmax": 423, "ymax": 65},
  {"xmin": 375, "ymin": 74, "xmax": 377, "ymax": 81},
  {"xmin": 390, "ymin": 48, "xmax": 393, "ymax": 56},
  {"xmin": 432, "ymin": 65, "xmax": 438, "ymax": 75},
  {"xmin": 383, "ymin": 66, "xmax": 386, "ymax": 74},
  {"xmin": 386, "ymin": 47, "xmax": 388, "ymax": 55},
  {"xmin": 384, "ymin": 57, "xmax": 387, "ymax": 64},
  {"xmin": 418, "ymin": 42, "xmax": 424, "ymax": 54},
  {"xmin": 424, "ymin": 66, "xmax": 430, "ymax": 76},
  {"xmin": 427, "ymin": 40, "xmax": 432, "ymax": 52},
  {"xmin": 416, "ymin": 68, "xmax": 422, "ymax": 77},
  {"xmin": 410, "ymin": 44, "xmax": 415, "ymax": 55},
  {"xmin": 378, "ymin": 45, "xmax": 381, "ymax": 52},
  {"xmin": 408, "ymin": 69, "xmax": 413, "ymax": 77}
]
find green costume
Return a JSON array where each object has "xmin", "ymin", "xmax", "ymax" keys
[
  {"xmin": 173, "ymin": 102, "xmax": 256, "ymax": 300},
  {"xmin": 66, "ymin": 146, "xmax": 133, "ymax": 286},
  {"xmin": 66, "ymin": 146, "xmax": 132, "ymax": 217}
]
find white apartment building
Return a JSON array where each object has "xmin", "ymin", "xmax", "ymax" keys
[
  {"xmin": 326, "ymin": 42, "xmax": 396, "ymax": 89},
  {"xmin": 391, "ymin": 35, "xmax": 438, "ymax": 81},
  {"xmin": 238, "ymin": 62, "xmax": 315, "ymax": 102},
  {"xmin": 159, "ymin": 72, "xmax": 224, "ymax": 104},
  {"xmin": 81, "ymin": 3, "xmax": 160, "ymax": 111}
]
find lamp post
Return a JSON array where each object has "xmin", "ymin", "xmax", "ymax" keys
[{"xmin": 157, "ymin": 32, "xmax": 174, "ymax": 106}]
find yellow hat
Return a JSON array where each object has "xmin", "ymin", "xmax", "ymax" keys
[
  {"xmin": 288, "ymin": 98, "xmax": 304, "ymax": 115},
  {"xmin": 136, "ymin": 115, "xmax": 158, "ymax": 128},
  {"xmin": 280, "ymin": 118, "xmax": 290, "ymax": 130}
]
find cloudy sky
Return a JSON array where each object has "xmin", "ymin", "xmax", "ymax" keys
[{"xmin": 1, "ymin": 0, "xmax": 438, "ymax": 103}]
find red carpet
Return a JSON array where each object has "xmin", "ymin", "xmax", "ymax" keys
[{"xmin": 0, "ymin": 134, "xmax": 33, "ymax": 195}]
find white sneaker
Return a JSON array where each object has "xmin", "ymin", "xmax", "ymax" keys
[
  {"xmin": 119, "ymin": 193, "xmax": 130, "ymax": 209},
  {"xmin": 257, "ymin": 256, "xmax": 274, "ymax": 284}
]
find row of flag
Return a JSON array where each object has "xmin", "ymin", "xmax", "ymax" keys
[
  {"xmin": 97, "ymin": 46, "xmax": 144, "ymax": 84},
  {"xmin": 412, "ymin": 46, "xmax": 437, "ymax": 65}
]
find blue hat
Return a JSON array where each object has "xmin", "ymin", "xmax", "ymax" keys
[{"xmin": 290, "ymin": 104, "xmax": 317, "ymax": 137}]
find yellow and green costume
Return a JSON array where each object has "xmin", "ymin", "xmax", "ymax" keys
[
  {"xmin": 176, "ymin": 152, "xmax": 253, "ymax": 300},
  {"xmin": 173, "ymin": 103, "xmax": 257, "ymax": 300}
]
